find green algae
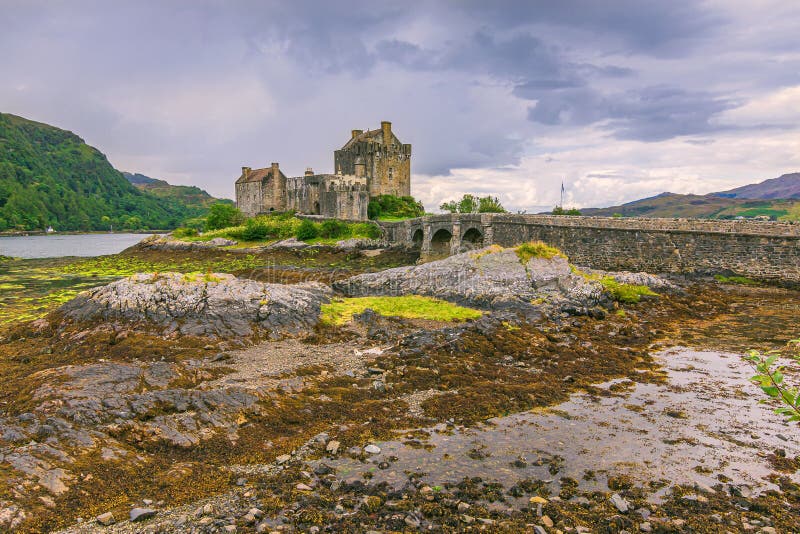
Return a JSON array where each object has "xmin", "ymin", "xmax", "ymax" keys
[
  {"xmin": 59, "ymin": 252, "xmax": 267, "ymax": 277},
  {"xmin": 0, "ymin": 244, "xmax": 418, "ymax": 329},
  {"xmin": 0, "ymin": 259, "xmax": 115, "ymax": 326}
]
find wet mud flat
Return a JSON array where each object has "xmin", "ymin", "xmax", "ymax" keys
[{"xmin": 320, "ymin": 346, "xmax": 799, "ymax": 506}]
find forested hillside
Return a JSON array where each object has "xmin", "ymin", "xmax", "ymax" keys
[
  {"xmin": 0, "ymin": 113, "xmax": 203, "ymax": 231},
  {"xmin": 123, "ymin": 172, "xmax": 233, "ymax": 220}
]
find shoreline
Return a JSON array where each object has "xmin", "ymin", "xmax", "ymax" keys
[{"xmin": 0, "ymin": 230, "xmax": 165, "ymax": 237}]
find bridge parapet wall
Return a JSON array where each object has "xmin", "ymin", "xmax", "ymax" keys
[{"xmin": 378, "ymin": 214, "xmax": 800, "ymax": 283}]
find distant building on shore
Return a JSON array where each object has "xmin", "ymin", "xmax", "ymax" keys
[{"xmin": 235, "ymin": 121, "xmax": 411, "ymax": 220}]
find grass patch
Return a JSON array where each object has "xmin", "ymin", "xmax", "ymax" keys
[
  {"xmin": 515, "ymin": 241, "xmax": 564, "ymax": 263},
  {"xmin": 320, "ymin": 295, "xmax": 483, "ymax": 325},
  {"xmin": 714, "ymin": 274, "xmax": 759, "ymax": 286},
  {"xmin": 569, "ymin": 265, "xmax": 659, "ymax": 305},
  {"xmin": 599, "ymin": 277, "xmax": 658, "ymax": 304},
  {"xmin": 173, "ymin": 214, "xmax": 382, "ymax": 244}
]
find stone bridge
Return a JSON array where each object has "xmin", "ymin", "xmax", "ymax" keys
[{"xmin": 378, "ymin": 214, "xmax": 800, "ymax": 284}]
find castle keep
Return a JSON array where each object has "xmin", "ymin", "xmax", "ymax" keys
[{"xmin": 235, "ymin": 121, "xmax": 411, "ymax": 220}]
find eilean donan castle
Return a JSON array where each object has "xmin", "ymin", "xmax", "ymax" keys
[{"xmin": 235, "ymin": 121, "xmax": 411, "ymax": 220}]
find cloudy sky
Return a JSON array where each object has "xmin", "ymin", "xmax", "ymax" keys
[{"xmin": 2, "ymin": 0, "xmax": 800, "ymax": 212}]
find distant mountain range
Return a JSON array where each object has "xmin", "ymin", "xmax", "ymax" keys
[
  {"xmin": 0, "ymin": 112, "xmax": 229, "ymax": 232},
  {"xmin": 713, "ymin": 172, "xmax": 800, "ymax": 200},
  {"xmin": 582, "ymin": 173, "xmax": 800, "ymax": 220}
]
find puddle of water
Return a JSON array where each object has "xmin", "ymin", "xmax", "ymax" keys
[{"xmin": 325, "ymin": 347, "xmax": 800, "ymax": 501}]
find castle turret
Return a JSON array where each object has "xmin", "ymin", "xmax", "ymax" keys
[{"xmin": 354, "ymin": 156, "xmax": 366, "ymax": 179}]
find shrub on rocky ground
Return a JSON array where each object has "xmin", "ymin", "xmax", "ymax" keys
[{"xmin": 180, "ymin": 214, "xmax": 380, "ymax": 244}]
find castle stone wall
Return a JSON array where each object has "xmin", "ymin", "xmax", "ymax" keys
[
  {"xmin": 235, "ymin": 181, "xmax": 263, "ymax": 217},
  {"xmin": 285, "ymin": 175, "xmax": 368, "ymax": 220}
]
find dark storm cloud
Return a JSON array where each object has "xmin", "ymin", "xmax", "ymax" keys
[
  {"xmin": 522, "ymin": 84, "xmax": 738, "ymax": 141},
  {"xmin": 452, "ymin": 0, "xmax": 722, "ymax": 56}
]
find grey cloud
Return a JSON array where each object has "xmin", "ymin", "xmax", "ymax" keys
[
  {"xmin": 452, "ymin": 0, "xmax": 723, "ymax": 57},
  {"xmin": 445, "ymin": 32, "xmax": 560, "ymax": 82},
  {"xmin": 523, "ymin": 85, "xmax": 737, "ymax": 141},
  {"xmin": 606, "ymin": 86, "xmax": 737, "ymax": 141},
  {"xmin": 374, "ymin": 40, "xmax": 435, "ymax": 70}
]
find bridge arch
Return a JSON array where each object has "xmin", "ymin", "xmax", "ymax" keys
[
  {"xmin": 460, "ymin": 227, "xmax": 484, "ymax": 250},
  {"xmin": 430, "ymin": 228, "xmax": 452, "ymax": 256},
  {"xmin": 411, "ymin": 228, "xmax": 424, "ymax": 248}
]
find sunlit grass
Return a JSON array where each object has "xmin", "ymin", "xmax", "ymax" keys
[
  {"xmin": 515, "ymin": 241, "xmax": 564, "ymax": 263},
  {"xmin": 598, "ymin": 277, "xmax": 658, "ymax": 304},
  {"xmin": 714, "ymin": 274, "xmax": 759, "ymax": 286},
  {"xmin": 320, "ymin": 295, "xmax": 483, "ymax": 325}
]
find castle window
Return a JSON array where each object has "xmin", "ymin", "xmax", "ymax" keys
[{"xmin": 388, "ymin": 167, "xmax": 393, "ymax": 181}]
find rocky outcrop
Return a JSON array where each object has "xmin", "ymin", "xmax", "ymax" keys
[
  {"xmin": 134, "ymin": 235, "xmax": 240, "ymax": 252},
  {"xmin": 59, "ymin": 273, "xmax": 331, "ymax": 337},
  {"xmin": 334, "ymin": 247, "xmax": 609, "ymax": 313}
]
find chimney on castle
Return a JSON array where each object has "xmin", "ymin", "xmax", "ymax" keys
[
  {"xmin": 305, "ymin": 167, "xmax": 314, "ymax": 177},
  {"xmin": 242, "ymin": 167, "xmax": 251, "ymax": 179},
  {"xmin": 381, "ymin": 121, "xmax": 392, "ymax": 146},
  {"xmin": 271, "ymin": 162, "xmax": 280, "ymax": 180},
  {"xmin": 351, "ymin": 129, "xmax": 362, "ymax": 139}
]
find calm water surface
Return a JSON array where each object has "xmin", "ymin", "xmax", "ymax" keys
[{"xmin": 0, "ymin": 233, "xmax": 154, "ymax": 259}]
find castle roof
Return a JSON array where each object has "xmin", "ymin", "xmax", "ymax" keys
[
  {"xmin": 340, "ymin": 128, "xmax": 400, "ymax": 150},
  {"xmin": 235, "ymin": 167, "xmax": 287, "ymax": 184}
]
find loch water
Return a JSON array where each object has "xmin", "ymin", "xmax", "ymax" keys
[{"xmin": 0, "ymin": 233, "xmax": 153, "ymax": 259}]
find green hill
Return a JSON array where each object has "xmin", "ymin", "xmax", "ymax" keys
[
  {"xmin": 0, "ymin": 113, "xmax": 208, "ymax": 232},
  {"xmin": 123, "ymin": 172, "xmax": 233, "ymax": 220}
]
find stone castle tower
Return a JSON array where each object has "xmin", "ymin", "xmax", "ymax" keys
[
  {"xmin": 235, "ymin": 121, "xmax": 411, "ymax": 220},
  {"xmin": 334, "ymin": 121, "xmax": 412, "ymax": 198}
]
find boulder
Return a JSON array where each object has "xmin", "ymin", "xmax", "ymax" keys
[
  {"xmin": 268, "ymin": 237, "xmax": 309, "ymax": 249},
  {"xmin": 129, "ymin": 507, "xmax": 157, "ymax": 522},
  {"xmin": 96, "ymin": 512, "xmax": 115, "ymax": 525},
  {"xmin": 334, "ymin": 247, "xmax": 608, "ymax": 313},
  {"xmin": 208, "ymin": 237, "xmax": 237, "ymax": 247},
  {"xmin": 59, "ymin": 273, "xmax": 331, "ymax": 337}
]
